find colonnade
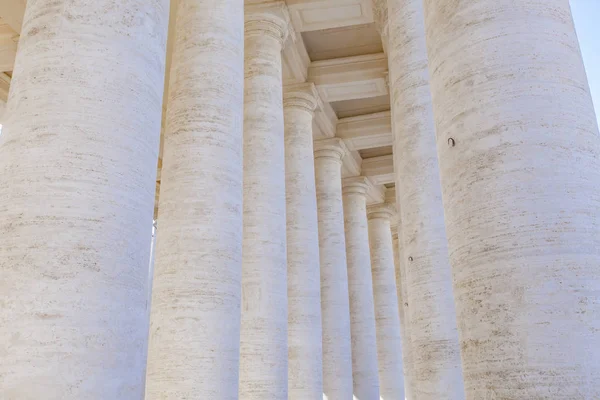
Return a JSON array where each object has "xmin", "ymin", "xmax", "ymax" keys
[{"xmin": 0, "ymin": 0, "xmax": 599, "ymax": 399}]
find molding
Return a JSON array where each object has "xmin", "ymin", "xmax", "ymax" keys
[
  {"xmin": 367, "ymin": 201, "xmax": 396, "ymax": 220},
  {"xmin": 361, "ymin": 154, "xmax": 394, "ymax": 185},
  {"xmin": 337, "ymin": 111, "xmax": 392, "ymax": 150},
  {"xmin": 341, "ymin": 149, "xmax": 362, "ymax": 178},
  {"xmin": 282, "ymin": 28, "xmax": 310, "ymax": 85},
  {"xmin": 308, "ymin": 53, "xmax": 388, "ymax": 102},
  {"xmin": 245, "ymin": 1, "xmax": 292, "ymax": 45},
  {"xmin": 287, "ymin": 0, "xmax": 374, "ymax": 32},
  {"xmin": 283, "ymin": 82, "xmax": 322, "ymax": 113},
  {"xmin": 312, "ymin": 100, "xmax": 338, "ymax": 139},
  {"xmin": 342, "ymin": 175, "xmax": 372, "ymax": 196},
  {"xmin": 314, "ymin": 137, "xmax": 348, "ymax": 162}
]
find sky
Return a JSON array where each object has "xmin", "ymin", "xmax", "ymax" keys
[{"xmin": 571, "ymin": 0, "xmax": 600, "ymax": 124}]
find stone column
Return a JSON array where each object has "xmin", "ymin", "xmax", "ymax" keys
[
  {"xmin": 424, "ymin": 1, "xmax": 600, "ymax": 398},
  {"xmin": 145, "ymin": 0, "xmax": 244, "ymax": 398},
  {"xmin": 0, "ymin": 0, "xmax": 168, "ymax": 398},
  {"xmin": 314, "ymin": 138, "xmax": 354, "ymax": 399},
  {"xmin": 392, "ymin": 222, "xmax": 415, "ymax": 400},
  {"xmin": 386, "ymin": 0, "xmax": 465, "ymax": 398},
  {"xmin": 368, "ymin": 203, "xmax": 404, "ymax": 400},
  {"xmin": 342, "ymin": 176, "xmax": 380, "ymax": 400},
  {"xmin": 240, "ymin": 3, "xmax": 289, "ymax": 399},
  {"xmin": 284, "ymin": 83, "xmax": 323, "ymax": 399}
]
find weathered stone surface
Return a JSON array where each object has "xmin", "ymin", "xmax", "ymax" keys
[
  {"xmin": 284, "ymin": 83, "xmax": 323, "ymax": 400},
  {"xmin": 145, "ymin": 0, "xmax": 244, "ymax": 398},
  {"xmin": 392, "ymin": 220, "xmax": 416, "ymax": 400},
  {"xmin": 314, "ymin": 138, "xmax": 354, "ymax": 399},
  {"xmin": 368, "ymin": 203, "xmax": 404, "ymax": 400},
  {"xmin": 240, "ymin": 3, "xmax": 289, "ymax": 399},
  {"xmin": 0, "ymin": 0, "xmax": 168, "ymax": 398},
  {"xmin": 342, "ymin": 176, "xmax": 380, "ymax": 400},
  {"xmin": 387, "ymin": 0, "xmax": 465, "ymax": 398},
  {"xmin": 424, "ymin": 0, "xmax": 600, "ymax": 398}
]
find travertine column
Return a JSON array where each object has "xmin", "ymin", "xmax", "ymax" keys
[
  {"xmin": 240, "ymin": 3, "xmax": 289, "ymax": 399},
  {"xmin": 368, "ymin": 203, "xmax": 404, "ymax": 400},
  {"xmin": 342, "ymin": 176, "xmax": 380, "ymax": 400},
  {"xmin": 424, "ymin": 1, "xmax": 600, "ymax": 398},
  {"xmin": 392, "ymin": 222, "xmax": 415, "ymax": 400},
  {"xmin": 284, "ymin": 83, "xmax": 323, "ymax": 399},
  {"xmin": 145, "ymin": 0, "xmax": 244, "ymax": 398},
  {"xmin": 314, "ymin": 138, "xmax": 354, "ymax": 399},
  {"xmin": 0, "ymin": 0, "xmax": 168, "ymax": 398},
  {"xmin": 387, "ymin": 0, "xmax": 465, "ymax": 398}
]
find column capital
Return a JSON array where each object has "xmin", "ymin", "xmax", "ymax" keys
[
  {"xmin": 314, "ymin": 138, "xmax": 348, "ymax": 163},
  {"xmin": 367, "ymin": 202, "xmax": 396, "ymax": 221},
  {"xmin": 342, "ymin": 176, "xmax": 372, "ymax": 197},
  {"xmin": 245, "ymin": 1, "xmax": 292, "ymax": 46},
  {"xmin": 283, "ymin": 83, "xmax": 323, "ymax": 114}
]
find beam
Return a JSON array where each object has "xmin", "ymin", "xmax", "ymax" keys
[
  {"xmin": 282, "ymin": 24, "xmax": 310, "ymax": 85},
  {"xmin": 337, "ymin": 111, "xmax": 392, "ymax": 150},
  {"xmin": 361, "ymin": 154, "xmax": 394, "ymax": 185},
  {"xmin": 309, "ymin": 53, "xmax": 388, "ymax": 103}
]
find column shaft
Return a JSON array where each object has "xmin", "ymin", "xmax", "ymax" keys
[
  {"xmin": 387, "ymin": 0, "xmax": 465, "ymax": 398},
  {"xmin": 343, "ymin": 177, "xmax": 380, "ymax": 399},
  {"xmin": 424, "ymin": 1, "xmax": 600, "ymax": 398},
  {"xmin": 368, "ymin": 204, "xmax": 405, "ymax": 400},
  {"xmin": 240, "ymin": 5, "xmax": 289, "ymax": 399},
  {"xmin": 392, "ymin": 222, "xmax": 415, "ymax": 400},
  {"xmin": 284, "ymin": 84, "xmax": 323, "ymax": 399},
  {"xmin": 0, "ymin": 0, "xmax": 168, "ymax": 397},
  {"xmin": 314, "ymin": 138, "xmax": 354, "ymax": 399},
  {"xmin": 145, "ymin": 0, "xmax": 244, "ymax": 398}
]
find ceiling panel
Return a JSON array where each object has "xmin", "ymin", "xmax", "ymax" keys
[{"xmin": 302, "ymin": 23, "xmax": 383, "ymax": 61}]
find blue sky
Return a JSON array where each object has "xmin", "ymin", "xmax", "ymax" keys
[{"xmin": 571, "ymin": 0, "xmax": 600, "ymax": 124}]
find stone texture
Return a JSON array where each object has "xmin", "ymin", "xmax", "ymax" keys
[
  {"xmin": 368, "ymin": 203, "xmax": 404, "ymax": 400},
  {"xmin": 0, "ymin": 0, "xmax": 169, "ymax": 398},
  {"xmin": 392, "ymin": 221, "xmax": 415, "ymax": 400},
  {"xmin": 240, "ymin": 4, "xmax": 289, "ymax": 399},
  {"xmin": 423, "ymin": 1, "xmax": 600, "ymax": 398},
  {"xmin": 342, "ymin": 176, "xmax": 380, "ymax": 400},
  {"xmin": 283, "ymin": 83, "xmax": 323, "ymax": 400},
  {"xmin": 387, "ymin": 0, "xmax": 465, "ymax": 398},
  {"xmin": 145, "ymin": 0, "xmax": 244, "ymax": 398},
  {"xmin": 314, "ymin": 138, "xmax": 354, "ymax": 399}
]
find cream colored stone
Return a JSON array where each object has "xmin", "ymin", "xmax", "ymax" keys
[
  {"xmin": 314, "ymin": 138, "xmax": 354, "ymax": 399},
  {"xmin": 240, "ymin": 3, "xmax": 290, "ymax": 399},
  {"xmin": 0, "ymin": 0, "xmax": 168, "ymax": 397},
  {"xmin": 145, "ymin": 0, "xmax": 244, "ymax": 398},
  {"xmin": 392, "ymin": 222, "xmax": 415, "ymax": 400},
  {"xmin": 342, "ymin": 176, "xmax": 380, "ymax": 400},
  {"xmin": 424, "ymin": 1, "xmax": 600, "ymax": 398},
  {"xmin": 284, "ymin": 83, "xmax": 323, "ymax": 400},
  {"xmin": 387, "ymin": 0, "xmax": 465, "ymax": 398},
  {"xmin": 368, "ymin": 203, "xmax": 404, "ymax": 400}
]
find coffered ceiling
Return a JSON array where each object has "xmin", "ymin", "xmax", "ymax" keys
[{"xmin": 0, "ymin": 0, "xmax": 397, "ymax": 213}]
